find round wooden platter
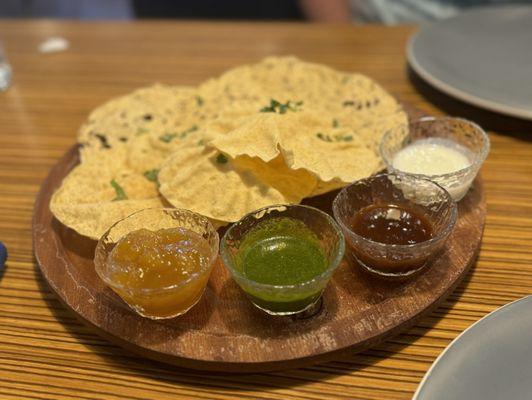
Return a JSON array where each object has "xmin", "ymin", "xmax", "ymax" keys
[{"xmin": 33, "ymin": 146, "xmax": 486, "ymax": 373}]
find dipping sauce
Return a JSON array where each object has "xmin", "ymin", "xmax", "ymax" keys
[
  {"xmin": 392, "ymin": 138, "xmax": 473, "ymax": 201},
  {"xmin": 392, "ymin": 138, "xmax": 471, "ymax": 176},
  {"xmin": 240, "ymin": 235, "xmax": 327, "ymax": 285},
  {"xmin": 234, "ymin": 217, "xmax": 329, "ymax": 313},
  {"xmin": 107, "ymin": 227, "xmax": 213, "ymax": 318},
  {"xmin": 351, "ymin": 204, "xmax": 433, "ymax": 245},
  {"xmin": 349, "ymin": 204, "xmax": 435, "ymax": 275}
]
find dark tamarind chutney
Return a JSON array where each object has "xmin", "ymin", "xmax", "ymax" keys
[
  {"xmin": 351, "ymin": 204, "xmax": 433, "ymax": 245},
  {"xmin": 349, "ymin": 204, "xmax": 434, "ymax": 275}
]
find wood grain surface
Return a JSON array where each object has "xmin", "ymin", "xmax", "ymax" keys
[
  {"xmin": 33, "ymin": 144, "xmax": 485, "ymax": 372},
  {"xmin": 1, "ymin": 20, "xmax": 531, "ymax": 399}
]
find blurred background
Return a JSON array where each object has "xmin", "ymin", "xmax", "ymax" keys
[{"xmin": 0, "ymin": 0, "xmax": 529, "ymax": 23}]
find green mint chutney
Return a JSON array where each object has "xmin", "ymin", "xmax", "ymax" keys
[
  {"xmin": 240, "ymin": 235, "xmax": 327, "ymax": 285},
  {"xmin": 235, "ymin": 217, "xmax": 329, "ymax": 313}
]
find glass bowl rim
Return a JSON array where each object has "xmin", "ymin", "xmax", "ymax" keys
[
  {"xmin": 95, "ymin": 207, "xmax": 219, "ymax": 295},
  {"xmin": 379, "ymin": 116, "xmax": 490, "ymax": 180},
  {"xmin": 220, "ymin": 203, "xmax": 345, "ymax": 291},
  {"xmin": 332, "ymin": 173, "xmax": 458, "ymax": 250}
]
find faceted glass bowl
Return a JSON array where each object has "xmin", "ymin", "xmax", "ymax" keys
[
  {"xmin": 332, "ymin": 174, "xmax": 457, "ymax": 279},
  {"xmin": 380, "ymin": 117, "xmax": 490, "ymax": 201},
  {"xmin": 94, "ymin": 208, "xmax": 219, "ymax": 319},
  {"xmin": 220, "ymin": 204, "xmax": 345, "ymax": 316}
]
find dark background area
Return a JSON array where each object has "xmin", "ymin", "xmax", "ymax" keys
[{"xmin": 132, "ymin": 0, "xmax": 303, "ymax": 20}]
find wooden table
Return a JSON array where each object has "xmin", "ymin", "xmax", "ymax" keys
[{"xmin": 0, "ymin": 20, "xmax": 530, "ymax": 400}]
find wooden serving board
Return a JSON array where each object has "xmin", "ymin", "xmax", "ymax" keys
[{"xmin": 33, "ymin": 146, "xmax": 486, "ymax": 373}]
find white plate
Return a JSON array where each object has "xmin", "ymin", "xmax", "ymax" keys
[
  {"xmin": 408, "ymin": 5, "xmax": 532, "ymax": 120},
  {"xmin": 413, "ymin": 296, "xmax": 532, "ymax": 400}
]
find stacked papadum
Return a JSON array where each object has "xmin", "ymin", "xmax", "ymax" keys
[{"xmin": 51, "ymin": 56, "xmax": 407, "ymax": 239}]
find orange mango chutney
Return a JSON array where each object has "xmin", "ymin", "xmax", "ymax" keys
[{"xmin": 107, "ymin": 227, "xmax": 213, "ymax": 319}]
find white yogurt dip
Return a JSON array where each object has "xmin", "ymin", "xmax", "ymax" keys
[{"xmin": 392, "ymin": 138, "xmax": 473, "ymax": 200}]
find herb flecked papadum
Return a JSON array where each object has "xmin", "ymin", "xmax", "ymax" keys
[{"xmin": 50, "ymin": 56, "xmax": 407, "ymax": 239}]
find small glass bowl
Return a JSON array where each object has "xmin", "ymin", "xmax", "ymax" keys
[
  {"xmin": 380, "ymin": 117, "xmax": 490, "ymax": 201},
  {"xmin": 94, "ymin": 208, "xmax": 219, "ymax": 319},
  {"xmin": 332, "ymin": 174, "xmax": 457, "ymax": 279},
  {"xmin": 220, "ymin": 204, "xmax": 345, "ymax": 316}
]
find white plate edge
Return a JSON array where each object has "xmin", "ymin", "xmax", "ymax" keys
[
  {"xmin": 412, "ymin": 295, "xmax": 532, "ymax": 400},
  {"xmin": 407, "ymin": 30, "xmax": 532, "ymax": 121}
]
